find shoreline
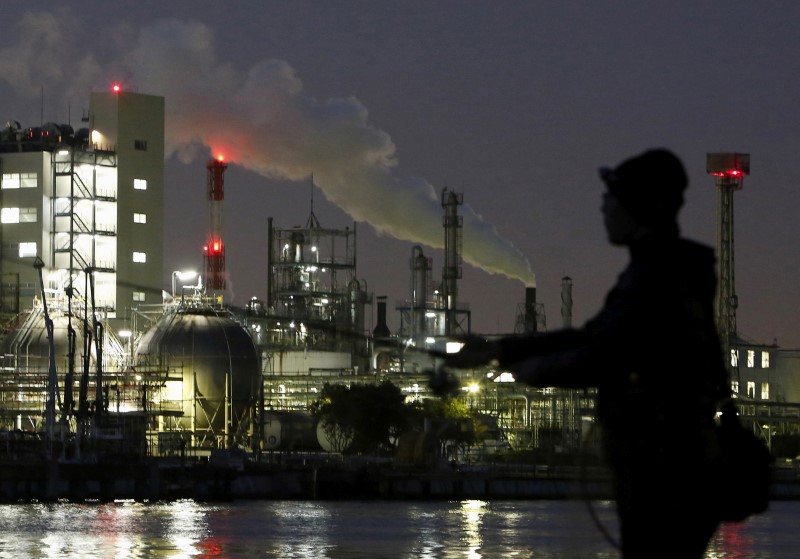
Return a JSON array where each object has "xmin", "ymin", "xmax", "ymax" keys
[{"xmin": 1, "ymin": 456, "xmax": 798, "ymax": 503}]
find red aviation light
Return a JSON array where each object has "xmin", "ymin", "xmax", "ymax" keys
[
  {"xmin": 204, "ymin": 240, "xmax": 223, "ymax": 254},
  {"xmin": 709, "ymin": 169, "xmax": 746, "ymax": 178},
  {"xmin": 112, "ymin": 83, "xmax": 122, "ymax": 94},
  {"xmin": 706, "ymin": 153, "xmax": 750, "ymax": 179}
]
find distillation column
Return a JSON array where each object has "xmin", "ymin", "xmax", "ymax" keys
[
  {"xmin": 410, "ymin": 246, "xmax": 430, "ymax": 341},
  {"xmin": 441, "ymin": 189, "xmax": 463, "ymax": 336}
]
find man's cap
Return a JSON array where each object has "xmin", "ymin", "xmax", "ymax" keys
[{"xmin": 599, "ymin": 149, "xmax": 687, "ymax": 226}]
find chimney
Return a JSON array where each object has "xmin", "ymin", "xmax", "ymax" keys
[
  {"xmin": 204, "ymin": 156, "xmax": 228, "ymax": 291},
  {"xmin": 561, "ymin": 276, "xmax": 573, "ymax": 328},
  {"xmin": 524, "ymin": 287, "xmax": 537, "ymax": 334},
  {"xmin": 373, "ymin": 296, "xmax": 391, "ymax": 339}
]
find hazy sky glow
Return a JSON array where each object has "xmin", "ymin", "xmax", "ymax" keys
[{"xmin": 1, "ymin": 2, "xmax": 798, "ymax": 346}]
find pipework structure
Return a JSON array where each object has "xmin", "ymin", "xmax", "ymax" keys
[
  {"xmin": 264, "ymin": 215, "xmax": 366, "ymax": 349},
  {"xmin": 707, "ymin": 152, "xmax": 750, "ymax": 378},
  {"xmin": 204, "ymin": 156, "xmax": 228, "ymax": 293},
  {"xmin": 244, "ymin": 213, "xmax": 373, "ymax": 422},
  {"xmin": 396, "ymin": 189, "xmax": 471, "ymax": 339}
]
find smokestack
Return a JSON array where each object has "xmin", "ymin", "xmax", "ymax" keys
[
  {"xmin": 524, "ymin": 287, "xmax": 537, "ymax": 334},
  {"xmin": 561, "ymin": 276, "xmax": 573, "ymax": 328},
  {"xmin": 266, "ymin": 217, "xmax": 273, "ymax": 308},
  {"xmin": 204, "ymin": 156, "xmax": 228, "ymax": 291},
  {"xmin": 0, "ymin": 16, "xmax": 536, "ymax": 288},
  {"xmin": 373, "ymin": 296, "xmax": 391, "ymax": 339}
]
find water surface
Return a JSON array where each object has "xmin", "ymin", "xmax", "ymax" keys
[{"xmin": 0, "ymin": 499, "xmax": 794, "ymax": 558}]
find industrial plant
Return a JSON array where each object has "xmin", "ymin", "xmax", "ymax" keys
[{"xmin": 0, "ymin": 88, "xmax": 798, "ymax": 499}]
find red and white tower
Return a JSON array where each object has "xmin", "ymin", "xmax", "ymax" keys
[
  {"xmin": 706, "ymin": 152, "xmax": 750, "ymax": 375},
  {"xmin": 204, "ymin": 156, "xmax": 228, "ymax": 291}
]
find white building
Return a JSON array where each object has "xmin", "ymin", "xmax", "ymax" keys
[{"xmin": 0, "ymin": 89, "xmax": 164, "ymax": 321}]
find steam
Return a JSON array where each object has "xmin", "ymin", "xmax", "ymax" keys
[{"xmin": 0, "ymin": 14, "xmax": 535, "ymax": 287}]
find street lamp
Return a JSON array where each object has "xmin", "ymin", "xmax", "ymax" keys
[{"xmin": 172, "ymin": 270, "xmax": 197, "ymax": 298}]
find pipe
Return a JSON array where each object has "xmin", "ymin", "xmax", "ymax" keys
[
  {"xmin": 267, "ymin": 217, "xmax": 273, "ymax": 309},
  {"xmin": 225, "ymin": 371, "xmax": 231, "ymax": 449},
  {"xmin": 192, "ymin": 369, "xmax": 197, "ymax": 448}
]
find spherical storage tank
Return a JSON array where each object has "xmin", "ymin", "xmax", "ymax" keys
[
  {"xmin": 0, "ymin": 311, "xmax": 95, "ymax": 427},
  {"xmin": 0, "ymin": 312, "xmax": 91, "ymax": 372},
  {"xmin": 135, "ymin": 309, "xmax": 260, "ymax": 439}
]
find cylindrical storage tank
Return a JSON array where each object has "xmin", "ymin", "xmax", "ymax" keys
[
  {"xmin": 135, "ymin": 309, "xmax": 259, "ymax": 445},
  {"xmin": 349, "ymin": 278, "xmax": 367, "ymax": 335},
  {"xmin": 290, "ymin": 231, "xmax": 305, "ymax": 263},
  {"xmin": 262, "ymin": 410, "xmax": 321, "ymax": 451}
]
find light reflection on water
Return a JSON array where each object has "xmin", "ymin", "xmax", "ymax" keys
[
  {"xmin": 459, "ymin": 500, "xmax": 485, "ymax": 558},
  {"xmin": 0, "ymin": 499, "xmax": 795, "ymax": 558}
]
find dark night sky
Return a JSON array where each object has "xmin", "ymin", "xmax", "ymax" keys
[{"xmin": 1, "ymin": 2, "xmax": 799, "ymax": 346}]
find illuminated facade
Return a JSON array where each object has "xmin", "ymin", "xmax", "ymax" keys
[{"xmin": 0, "ymin": 90, "xmax": 164, "ymax": 318}]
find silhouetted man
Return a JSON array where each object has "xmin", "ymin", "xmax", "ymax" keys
[{"xmin": 446, "ymin": 149, "xmax": 727, "ymax": 558}]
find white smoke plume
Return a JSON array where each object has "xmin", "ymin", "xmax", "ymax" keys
[{"xmin": 0, "ymin": 14, "xmax": 536, "ymax": 287}]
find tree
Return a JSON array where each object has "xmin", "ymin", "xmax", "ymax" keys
[
  {"xmin": 311, "ymin": 383, "xmax": 357, "ymax": 453},
  {"xmin": 311, "ymin": 381, "xmax": 413, "ymax": 455},
  {"xmin": 410, "ymin": 398, "xmax": 484, "ymax": 462}
]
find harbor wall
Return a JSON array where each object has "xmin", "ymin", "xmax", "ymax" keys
[{"xmin": 1, "ymin": 458, "xmax": 799, "ymax": 502}]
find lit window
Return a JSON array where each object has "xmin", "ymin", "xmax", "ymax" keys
[
  {"xmin": 133, "ymin": 291, "xmax": 145, "ymax": 302},
  {"xmin": 2, "ymin": 173, "xmax": 37, "ymax": 188},
  {"xmin": 731, "ymin": 380, "xmax": 739, "ymax": 395},
  {"xmin": 2, "ymin": 173, "xmax": 19, "ymax": 189},
  {"xmin": 20, "ymin": 173, "xmax": 37, "ymax": 188},
  {"xmin": 1, "ymin": 208, "xmax": 19, "ymax": 223},
  {"xmin": 133, "ymin": 179, "xmax": 147, "ymax": 190},
  {"xmin": 730, "ymin": 349, "xmax": 739, "ymax": 367},
  {"xmin": 19, "ymin": 208, "xmax": 37, "ymax": 223},
  {"xmin": 18, "ymin": 242, "xmax": 36, "ymax": 258},
  {"xmin": 761, "ymin": 352, "xmax": 770, "ymax": 368},
  {"xmin": 761, "ymin": 382, "xmax": 769, "ymax": 400},
  {"xmin": 133, "ymin": 252, "xmax": 146, "ymax": 263},
  {"xmin": 746, "ymin": 381, "xmax": 755, "ymax": 399},
  {"xmin": 747, "ymin": 350, "xmax": 755, "ymax": 368},
  {"xmin": 133, "ymin": 213, "xmax": 147, "ymax": 224}
]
